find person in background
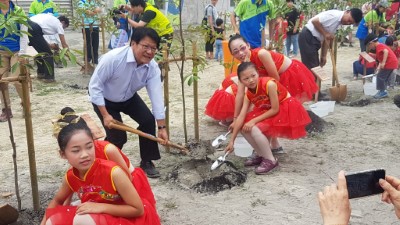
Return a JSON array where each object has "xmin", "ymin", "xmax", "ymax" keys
[
  {"xmin": 28, "ymin": 0, "xmax": 58, "ymax": 17},
  {"xmin": 352, "ymin": 52, "xmax": 376, "ymax": 80},
  {"xmin": 122, "ymin": 0, "xmax": 174, "ymax": 53},
  {"xmin": 284, "ymin": 0, "xmax": 300, "ymax": 58},
  {"xmin": 364, "ymin": 33, "xmax": 398, "ymax": 99},
  {"xmin": 28, "ymin": 14, "xmax": 70, "ymax": 82},
  {"xmin": 318, "ymin": 171, "xmax": 400, "ymax": 224},
  {"xmin": 214, "ymin": 18, "xmax": 225, "ymax": 62},
  {"xmin": 88, "ymin": 27, "xmax": 168, "ymax": 178},
  {"xmin": 78, "ymin": 0, "xmax": 102, "ymax": 67},
  {"xmin": 0, "ymin": 0, "xmax": 28, "ymax": 122},
  {"xmin": 203, "ymin": 0, "xmax": 219, "ymax": 60},
  {"xmin": 273, "ymin": 14, "xmax": 288, "ymax": 55},
  {"xmin": 230, "ymin": 0, "xmax": 274, "ymax": 49},
  {"xmin": 298, "ymin": 8, "xmax": 362, "ymax": 70},
  {"xmin": 384, "ymin": 35, "xmax": 400, "ymax": 88},
  {"xmin": 113, "ymin": 0, "xmax": 130, "ymax": 34},
  {"xmin": 356, "ymin": 1, "xmax": 388, "ymax": 52}
]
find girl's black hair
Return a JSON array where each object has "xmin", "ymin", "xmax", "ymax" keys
[
  {"xmin": 57, "ymin": 107, "xmax": 92, "ymax": 152},
  {"xmin": 374, "ymin": 6, "xmax": 383, "ymax": 17},
  {"xmin": 385, "ymin": 35, "xmax": 397, "ymax": 46},
  {"xmin": 237, "ymin": 62, "xmax": 257, "ymax": 80},
  {"xmin": 228, "ymin": 34, "xmax": 248, "ymax": 53}
]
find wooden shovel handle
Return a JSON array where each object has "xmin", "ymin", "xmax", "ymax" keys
[
  {"xmin": 109, "ymin": 121, "xmax": 189, "ymax": 155},
  {"xmin": 329, "ymin": 48, "xmax": 340, "ymax": 86}
]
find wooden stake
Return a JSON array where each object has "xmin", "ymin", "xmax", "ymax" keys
[
  {"xmin": 101, "ymin": 18, "xmax": 106, "ymax": 54},
  {"xmin": 0, "ymin": 83, "xmax": 21, "ymax": 211},
  {"xmin": 192, "ymin": 41, "xmax": 199, "ymax": 141},
  {"xmin": 19, "ymin": 64, "xmax": 39, "ymax": 211},
  {"xmin": 82, "ymin": 18, "xmax": 89, "ymax": 75},
  {"xmin": 162, "ymin": 43, "xmax": 170, "ymax": 153}
]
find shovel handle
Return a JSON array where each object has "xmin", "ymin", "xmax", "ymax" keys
[
  {"xmin": 329, "ymin": 48, "xmax": 340, "ymax": 86},
  {"xmin": 109, "ymin": 121, "xmax": 189, "ymax": 155}
]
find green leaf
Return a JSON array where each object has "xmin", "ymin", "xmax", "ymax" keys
[{"xmin": 10, "ymin": 61, "xmax": 19, "ymax": 74}]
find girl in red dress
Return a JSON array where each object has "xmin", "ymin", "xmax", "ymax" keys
[
  {"xmin": 227, "ymin": 34, "xmax": 316, "ymax": 151},
  {"xmin": 204, "ymin": 73, "xmax": 238, "ymax": 125},
  {"xmin": 42, "ymin": 110, "xmax": 161, "ymax": 225},
  {"xmin": 55, "ymin": 107, "xmax": 156, "ymax": 208},
  {"xmin": 225, "ymin": 62, "xmax": 311, "ymax": 175}
]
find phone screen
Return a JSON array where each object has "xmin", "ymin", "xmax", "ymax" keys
[{"xmin": 345, "ymin": 169, "xmax": 385, "ymax": 199}]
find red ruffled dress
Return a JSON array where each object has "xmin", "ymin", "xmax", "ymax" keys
[
  {"xmin": 245, "ymin": 77, "xmax": 311, "ymax": 139},
  {"xmin": 250, "ymin": 48, "xmax": 318, "ymax": 103},
  {"xmin": 94, "ymin": 140, "xmax": 156, "ymax": 208},
  {"xmin": 46, "ymin": 159, "xmax": 161, "ymax": 225},
  {"xmin": 205, "ymin": 73, "xmax": 238, "ymax": 120}
]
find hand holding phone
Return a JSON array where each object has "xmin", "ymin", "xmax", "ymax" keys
[
  {"xmin": 318, "ymin": 171, "xmax": 351, "ymax": 225},
  {"xmin": 345, "ymin": 169, "xmax": 385, "ymax": 199}
]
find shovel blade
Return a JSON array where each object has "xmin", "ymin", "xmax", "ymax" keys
[
  {"xmin": 330, "ymin": 84, "xmax": 347, "ymax": 102},
  {"xmin": 211, "ymin": 135, "xmax": 225, "ymax": 147}
]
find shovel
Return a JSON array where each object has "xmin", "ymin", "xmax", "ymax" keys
[
  {"xmin": 210, "ymin": 152, "xmax": 230, "ymax": 170},
  {"xmin": 211, "ymin": 130, "xmax": 231, "ymax": 147},
  {"xmin": 329, "ymin": 48, "xmax": 347, "ymax": 102},
  {"xmin": 109, "ymin": 120, "xmax": 189, "ymax": 155}
]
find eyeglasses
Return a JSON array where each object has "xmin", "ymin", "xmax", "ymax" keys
[
  {"xmin": 138, "ymin": 43, "xmax": 158, "ymax": 53},
  {"xmin": 231, "ymin": 45, "xmax": 247, "ymax": 56}
]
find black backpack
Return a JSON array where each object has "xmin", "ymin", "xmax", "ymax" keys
[{"xmin": 201, "ymin": 4, "xmax": 213, "ymax": 27}]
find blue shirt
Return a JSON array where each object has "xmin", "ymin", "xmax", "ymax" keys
[
  {"xmin": 235, "ymin": 0, "xmax": 270, "ymax": 48},
  {"xmin": 0, "ymin": 1, "xmax": 27, "ymax": 53},
  {"xmin": 88, "ymin": 46, "xmax": 165, "ymax": 120},
  {"xmin": 78, "ymin": 0, "xmax": 99, "ymax": 28}
]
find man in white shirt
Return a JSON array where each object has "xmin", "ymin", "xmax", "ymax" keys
[
  {"xmin": 89, "ymin": 27, "xmax": 168, "ymax": 178},
  {"xmin": 28, "ymin": 14, "xmax": 69, "ymax": 82},
  {"xmin": 298, "ymin": 8, "xmax": 362, "ymax": 69}
]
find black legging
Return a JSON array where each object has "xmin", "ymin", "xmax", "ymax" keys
[
  {"xmin": 28, "ymin": 20, "xmax": 54, "ymax": 80},
  {"xmin": 83, "ymin": 27, "xmax": 99, "ymax": 64}
]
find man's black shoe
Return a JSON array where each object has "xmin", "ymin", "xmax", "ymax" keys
[{"xmin": 140, "ymin": 161, "xmax": 160, "ymax": 178}]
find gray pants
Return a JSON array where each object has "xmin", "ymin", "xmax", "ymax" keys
[{"xmin": 376, "ymin": 69, "xmax": 393, "ymax": 91}]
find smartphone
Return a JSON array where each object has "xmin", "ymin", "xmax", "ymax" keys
[{"xmin": 345, "ymin": 169, "xmax": 385, "ymax": 199}]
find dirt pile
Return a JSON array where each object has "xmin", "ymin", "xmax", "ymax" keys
[{"xmin": 166, "ymin": 140, "xmax": 247, "ymax": 193}]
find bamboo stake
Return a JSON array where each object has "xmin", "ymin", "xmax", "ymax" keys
[
  {"xmin": 0, "ymin": 75, "xmax": 35, "ymax": 82},
  {"xmin": 101, "ymin": 18, "xmax": 106, "ymax": 54},
  {"xmin": 82, "ymin": 18, "xmax": 89, "ymax": 75},
  {"xmin": 0, "ymin": 83, "xmax": 21, "ymax": 211},
  {"xmin": 192, "ymin": 42, "xmax": 199, "ymax": 141},
  {"xmin": 162, "ymin": 43, "xmax": 170, "ymax": 153},
  {"xmin": 19, "ymin": 64, "xmax": 39, "ymax": 211}
]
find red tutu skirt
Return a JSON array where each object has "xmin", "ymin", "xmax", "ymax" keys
[
  {"xmin": 244, "ymin": 97, "xmax": 311, "ymax": 139},
  {"xmin": 45, "ymin": 198, "xmax": 161, "ymax": 225},
  {"xmin": 205, "ymin": 74, "xmax": 238, "ymax": 121},
  {"xmin": 279, "ymin": 60, "xmax": 318, "ymax": 103},
  {"xmin": 131, "ymin": 168, "xmax": 156, "ymax": 208}
]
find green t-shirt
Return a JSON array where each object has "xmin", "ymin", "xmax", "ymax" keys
[{"xmin": 364, "ymin": 10, "xmax": 386, "ymax": 24}]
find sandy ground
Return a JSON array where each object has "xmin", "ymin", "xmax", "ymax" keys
[{"xmin": 1, "ymin": 29, "xmax": 400, "ymax": 225}]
